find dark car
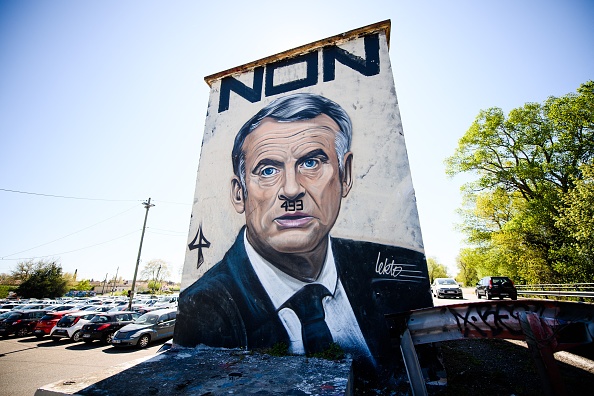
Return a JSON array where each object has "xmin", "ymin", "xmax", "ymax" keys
[
  {"xmin": 0, "ymin": 309, "xmax": 47, "ymax": 337},
  {"xmin": 80, "ymin": 311, "xmax": 139, "ymax": 344},
  {"xmin": 476, "ymin": 276, "xmax": 518, "ymax": 300},
  {"xmin": 112, "ymin": 309, "xmax": 176, "ymax": 348}
]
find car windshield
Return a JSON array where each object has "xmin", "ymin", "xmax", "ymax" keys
[
  {"xmin": 57, "ymin": 315, "xmax": 77, "ymax": 326},
  {"xmin": 438, "ymin": 279, "xmax": 457, "ymax": 285},
  {"xmin": 134, "ymin": 314, "xmax": 158, "ymax": 325},
  {"xmin": 5, "ymin": 313, "xmax": 21, "ymax": 320},
  {"xmin": 90, "ymin": 315, "xmax": 111, "ymax": 323},
  {"xmin": 493, "ymin": 277, "xmax": 511, "ymax": 285},
  {"xmin": 40, "ymin": 314, "xmax": 59, "ymax": 321}
]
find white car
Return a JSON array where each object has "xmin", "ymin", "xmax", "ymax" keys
[
  {"xmin": 49, "ymin": 312, "xmax": 97, "ymax": 342},
  {"xmin": 431, "ymin": 278, "xmax": 463, "ymax": 299}
]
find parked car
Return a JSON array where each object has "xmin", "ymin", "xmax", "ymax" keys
[
  {"xmin": 0, "ymin": 303, "xmax": 21, "ymax": 313},
  {"xmin": 0, "ymin": 309, "xmax": 47, "ymax": 337},
  {"xmin": 32, "ymin": 311, "xmax": 76, "ymax": 338},
  {"xmin": 46, "ymin": 304, "xmax": 79, "ymax": 312},
  {"xmin": 14, "ymin": 303, "xmax": 47, "ymax": 311},
  {"xmin": 112, "ymin": 308, "xmax": 176, "ymax": 348},
  {"xmin": 80, "ymin": 311, "xmax": 139, "ymax": 344},
  {"xmin": 476, "ymin": 276, "xmax": 518, "ymax": 300},
  {"xmin": 50, "ymin": 312, "xmax": 97, "ymax": 342},
  {"xmin": 431, "ymin": 278, "xmax": 463, "ymax": 299}
]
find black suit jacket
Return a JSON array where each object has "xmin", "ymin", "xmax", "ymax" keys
[{"xmin": 174, "ymin": 228, "xmax": 431, "ymax": 372}]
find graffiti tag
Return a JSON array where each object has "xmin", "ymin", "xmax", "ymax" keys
[
  {"xmin": 447, "ymin": 302, "xmax": 537, "ymax": 338},
  {"xmin": 280, "ymin": 199, "xmax": 303, "ymax": 212},
  {"xmin": 188, "ymin": 224, "xmax": 211, "ymax": 269},
  {"xmin": 375, "ymin": 252, "xmax": 403, "ymax": 278}
]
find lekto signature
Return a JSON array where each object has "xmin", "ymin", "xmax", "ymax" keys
[{"xmin": 375, "ymin": 252, "xmax": 403, "ymax": 278}]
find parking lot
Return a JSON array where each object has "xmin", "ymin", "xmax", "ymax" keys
[{"xmin": 0, "ymin": 334, "xmax": 166, "ymax": 396}]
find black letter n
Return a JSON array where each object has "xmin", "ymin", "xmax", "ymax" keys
[
  {"xmin": 218, "ymin": 67, "xmax": 264, "ymax": 113},
  {"xmin": 323, "ymin": 34, "xmax": 380, "ymax": 82}
]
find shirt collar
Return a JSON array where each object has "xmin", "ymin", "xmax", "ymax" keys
[{"xmin": 244, "ymin": 229, "xmax": 338, "ymax": 309}]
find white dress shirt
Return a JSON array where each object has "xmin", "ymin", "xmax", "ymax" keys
[{"xmin": 244, "ymin": 230, "xmax": 373, "ymax": 360}]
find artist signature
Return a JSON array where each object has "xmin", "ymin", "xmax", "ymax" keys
[{"xmin": 375, "ymin": 252, "xmax": 403, "ymax": 278}]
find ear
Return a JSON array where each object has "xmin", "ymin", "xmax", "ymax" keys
[
  {"xmin": 341, "ymin": 152, "xmax": 353, "ymax": 198},
  {"xmin": 231, "ymin": 177, "xmax": 245, "ymax": 214}
]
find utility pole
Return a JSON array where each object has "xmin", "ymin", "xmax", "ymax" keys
[
  {"xmin": 128, "ymin": 198, "xmax": 155, "ymax": 311},
  {"xmin": 101, "ymin": 273, "xmax": 108, "ymax": 295},
  {"xmin": 111, "ymin": 267, "xmax": 119, "ymax": 296},
  {"xmin": 155, "ymin": 264, "xmax": 162, "ymax": 294}
]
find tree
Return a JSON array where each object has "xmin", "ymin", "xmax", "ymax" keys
[
  {"xmin": 426, "ymin": 257, "xmax": 449, "ymax": 283},
  {"xmin": 141, "ymin": 259, "xmax": 171, "ymax": 293},
  {"xmin": 455, "ymin": 249, "xmax": 479, "ymax": 287},
  {"xmin": 16, "ymin": 260, "xmax": 68, "ymax": 298},
  {"xmin": 10, "ymin": 260, "xmax": 37, "ymax": 282},
  {"xmin": 446, "ymin": 81, "xmax": 594, "ymax": 284},
  {"xmin": 555, "ymin": 162, "xmax": 594, "ymax": 282},
  {"xmin": 74, "ymin": 279, "xmax": 93, "ymax": 291}
]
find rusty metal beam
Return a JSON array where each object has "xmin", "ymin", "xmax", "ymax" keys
[{"xmin": 386, "ymin": 299, "xmax": 594, "ymax": 396}]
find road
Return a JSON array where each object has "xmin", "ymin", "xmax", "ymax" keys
[
  {"xmin": 0, "ymin": 335, "xmax": 166, "ymax": 396},
  {"xmin": 431, "ymin": 286, "xmax": 477, "ymax": 306}
]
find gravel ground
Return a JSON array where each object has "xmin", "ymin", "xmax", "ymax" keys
[{"xmin": 431, "ymin": 338, "xmax": 594, "ymax": 396}]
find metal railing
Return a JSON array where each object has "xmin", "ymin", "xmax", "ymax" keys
[{"xmin": 515, "ymin": 283, "xmax": 594, "ymax": 299}]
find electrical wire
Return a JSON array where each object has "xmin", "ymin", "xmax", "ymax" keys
[
  {"xmin": 0, "ymin": 229, "xmax": 141, "ymax": 261},
  {"xmin": 0, "ymin": 188, "xmax": 143, "ymax": 202},
  {"xmin": 0, "ymin": 203, "xmax": 141, "ymax": 259}
]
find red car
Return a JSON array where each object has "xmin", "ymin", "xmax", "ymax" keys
[{"xmin": 33, "ymin": 311, "xmax": 76, "ymax": 339}]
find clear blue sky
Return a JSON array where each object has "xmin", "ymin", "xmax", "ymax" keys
[{"xmin": 1, "ymin": 0, "xmax": 592, "ymax": 282}]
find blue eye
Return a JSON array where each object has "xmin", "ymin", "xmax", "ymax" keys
[
  {"xmin": 260, "ymin": 167, "xmax": 278, "ymax": 177},
  {"xmin": 302, "ymin": 159, "xmax": 317, "ymax": 169}
]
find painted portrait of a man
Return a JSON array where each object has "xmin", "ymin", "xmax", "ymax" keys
[{"xmin": 174, "ymin": 93, "xmax": 431, "ymax": 377}]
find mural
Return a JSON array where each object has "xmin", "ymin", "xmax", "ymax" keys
[{"xmin": 175, "ymin": 21, "xmax": 432, "ymax": 381}]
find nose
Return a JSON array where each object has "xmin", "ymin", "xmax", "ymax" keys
[{"xmin": 278, "ymin": 168, "xmax": 305, "ymax": 201}]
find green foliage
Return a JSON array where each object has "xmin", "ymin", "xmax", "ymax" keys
[
  {"xmin": 264, "ymin": 342, "xmax": 290, "ymax": 357},
  {"xmin": 74, "ymin": 279, "xmax": 93, "ymax": 291},
  {"xmin": 427, "ymin": 257, "xmax": 449, "ymax": 283},
  {"xmin": 147, "ymin": 280, "xmax": 162, "ymax": 293},
  {"xmin": 446, "ymin": 81, "xmax": 594, "ymax": 284},
  {"xmin": 0, "ymin": 285, "xmax": 18, "ymax": 299},
  {"xmin": 15, "ymin": 260, "xmax": 69, "ymax": 298},
  {"xmin": 555, "ymin": 162, "xmax": 594, "ymax": 282},
  {"xmin": 310, "ymin": 342, "xmax": 345, "ymax": 361},
  {"xmin": 455, "ymin": 249, "xmax": 479, "ymax": 286}
]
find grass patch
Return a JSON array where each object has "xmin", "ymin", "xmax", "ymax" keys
[{"xmin": 0, "ymin": 285, "xmax": 18, "ymax": 299}]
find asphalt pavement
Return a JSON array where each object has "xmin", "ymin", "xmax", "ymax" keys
[{"xmin": 0, "ymin": 335, "xmax": 164, "ymax": 396}]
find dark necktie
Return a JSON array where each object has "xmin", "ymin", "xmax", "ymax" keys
[{"xmin": 280, "ymin": 283, "xmax": 334, "ymax": 354}]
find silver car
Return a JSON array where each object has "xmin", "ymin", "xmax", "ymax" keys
[
  {"xmin": 431, "ymin": 278, "xmax": 463, "ymax": 299},
  {"xmin": 111, "ymin": 308, "xmax": 176, "ymax": 348}
]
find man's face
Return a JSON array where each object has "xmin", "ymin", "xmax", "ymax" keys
[{"xmin": 231, "ymin": 114, "xmax": 352, "ymax": 261}]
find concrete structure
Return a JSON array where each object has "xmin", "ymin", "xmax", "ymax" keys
[{"xmin": 36, "ymin": 347, "xmax": 353, "ymax": 395}]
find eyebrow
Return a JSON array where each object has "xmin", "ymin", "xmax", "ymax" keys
[
  {"xmin": 298, "ymin": 149, "xmax": 329, "ymax": 163},
  {"xmin": 251, "ymin": 158, "xmax": 284, "ymax": 174}
]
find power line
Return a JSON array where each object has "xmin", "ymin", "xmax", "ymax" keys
[
  {"xmin": 152, "ymin": 199, "xmax": 192, "ymax": 206},
  {"xmin": 1, "ymin": 204, "xmax": 141, "ymax": 259},
  {"xmin": 0, "ymin": 229, "xmax": 141, "ymax": 261},
  {"xmin": 0, "ymin": 188, "xmax": 142, "ymax": 202}
]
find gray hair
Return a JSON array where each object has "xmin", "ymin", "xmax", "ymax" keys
[{"xmin": 231, "ymin": 93, "xmax": 352, "ymax": 192}]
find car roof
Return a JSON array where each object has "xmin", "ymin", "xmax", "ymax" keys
[
  {"xmin": 65, "ymin": 311, "xmax": 97, "ymax": 317},
  {"xmin": 141, "ymin": 308, "xmax": 177, "ymax": 315},
  {"xmin": 94, "ymin": 311, "xmax": 136, "ymax": 316},
  {"xmin": 11, "ymin": 309, "xmax": 47, "ymax": 313}
]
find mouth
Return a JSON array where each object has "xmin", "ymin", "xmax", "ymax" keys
[{"xmin": 274, "ymin": 212, "xmax": 314, "ymax": 229}]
